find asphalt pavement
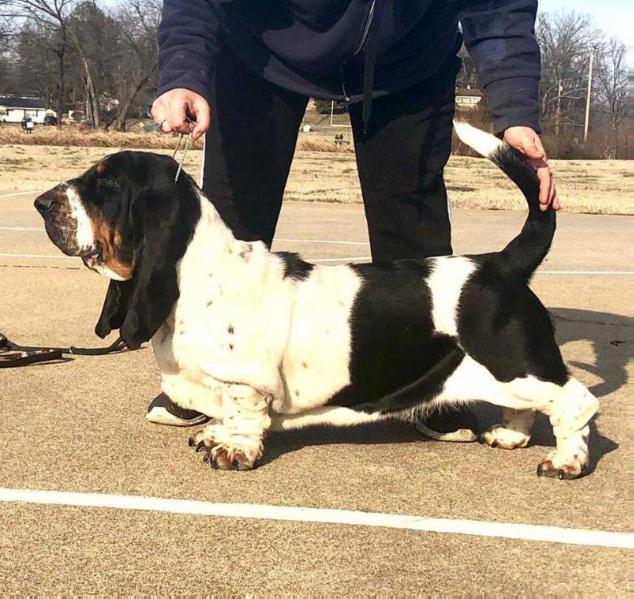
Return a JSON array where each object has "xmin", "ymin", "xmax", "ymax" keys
[{"xmin": 0, "ymin": 192, "xmax": 632, "ymax": 594}]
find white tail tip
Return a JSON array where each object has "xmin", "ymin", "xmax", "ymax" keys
[{"xmin": 453, "ymin": 121, "xmax": 503, "ymax": 158}]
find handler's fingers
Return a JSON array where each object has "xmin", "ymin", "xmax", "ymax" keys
[
  {"xmin": 191, "ymin": 98, "xmax": 211, "ymax": 140},
  {"xmin": 534, "ymin": 135, "xmax": 548, "ymax": 161},
  {"xmin": 522, "ymin": 136, "xmax": 545, "ymax": 160},
  {"xmin": 167, "ymin": 100, "xmax": 193, "ymax": 135},
  {"xmin": 534, "ymin": 161, "xmax": 551, "ymax": 209},
  {"xmin": 549, "ymin": 174, "xmax": 560, "ymax": 210},
  {"xmin": 150, "ymin": 100, "xmax": 168, "ymax": 131}
]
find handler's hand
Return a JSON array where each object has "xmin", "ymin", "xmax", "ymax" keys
[
  {"xmin": 151, "ymin": 89, "xmax": 211, "ymax": 141},
  {"xmin": 503, "ymin": 126, "xmax": 560, "ymax": 211}
]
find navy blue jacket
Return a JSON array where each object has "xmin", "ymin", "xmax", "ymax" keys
[{"xmin": 157, "ymin": 0, "xmax": 541, "ymax": 134}]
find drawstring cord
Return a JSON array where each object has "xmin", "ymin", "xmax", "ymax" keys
[{"xmin": 361, "ymin": 0, "xmax": 385, "ymax": 134}]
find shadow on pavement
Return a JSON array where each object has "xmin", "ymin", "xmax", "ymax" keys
[{"xmin": 550, "ymin": 307, "xmax": 633, "ymax": 399}]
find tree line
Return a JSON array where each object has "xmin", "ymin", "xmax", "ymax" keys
[
  {"xmin": 459, "ymin": 11, "xmax": 630, "ymax": 159},
  {"xmin": 0, "ymin": 3, "xmax": 631, "ymax": 157},
  {"xmin": 0, "ymin": 0, "xmax": 159, "ymax": 131}
]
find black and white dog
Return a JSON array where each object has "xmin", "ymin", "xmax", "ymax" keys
[{"xmin": 35, "ymin": 123, "xmax": 599, "ymax": 478}]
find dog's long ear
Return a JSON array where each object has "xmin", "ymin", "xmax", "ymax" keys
[
  {"xmin": 95, "ymin": 279, "xmax": 134, "ymax": 339},
  {"xmin": 93, "ymin": 157, "xmax": 201, "ymax": 349},
  {"xmin": 117, "ymin": 204, "xmax": 183, "ymax": 349}
]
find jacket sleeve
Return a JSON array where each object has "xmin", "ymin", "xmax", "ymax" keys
[
  {"xmin": 459, "ymin": 0, "xmax": 541, "ymax": 134},
  {"xmin": 157, "ymin": 0, "xmax": 221, "ymax": 103}
]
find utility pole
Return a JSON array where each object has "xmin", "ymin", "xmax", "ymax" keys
[
  {"xmin": 555, "ymin": 78, "xmax": 562, "ymax": 136},
  {"xmin": 583, "ymin": 47, "xmax": 595, "ymax": 144}
]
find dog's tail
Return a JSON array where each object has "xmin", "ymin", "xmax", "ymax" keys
[{"xmin": 453, "ymin": 121, "xmax": 555, "ymax": 281}]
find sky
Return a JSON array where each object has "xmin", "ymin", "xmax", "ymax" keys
[{"xmin": 539, "ymin": 0, "xmax": 633, "ymax": 63}]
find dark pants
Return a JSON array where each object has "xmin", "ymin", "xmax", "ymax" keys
[{"xmin": 202, "ymin": 51, "xmax": 456, "ymax": 263}]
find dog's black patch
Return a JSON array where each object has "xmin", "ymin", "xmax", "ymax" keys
[
  {"xmin": 276, "ymin": 252, "xmax": 314, "ymax": 281},
  {"xmin": 458, "ymin": 258, "xmax": 568, "ymax": 385},
  {"xmin": 328, "ymin": 259, "xmax": 464, "ymax": 414}
]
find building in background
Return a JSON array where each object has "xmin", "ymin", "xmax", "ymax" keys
[{"xmin": 0, "ymin": 96, "xmax": 57, "ymax": 124}]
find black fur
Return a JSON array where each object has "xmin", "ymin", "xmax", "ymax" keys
[
  {"xmin": 328, "ymin": 260, "xmax": 464, "ymax": 414},
  {"xmin": 276, "ymin": 252, "xmax": 314, "ymax": 280},
  {"xmin": 328, "ymin": 142, "xmax": 567, "ymax": 415},
  {"xmin": 457, "ymin": 256, "xmax": 568, "ymax": 385},
  {"xmin": 490, "ymin": 144, "xmax": 556, "ymax": 281},
  {"xmin": 86, "ymin": 152, "xmax": 201, "ymax": 348}
]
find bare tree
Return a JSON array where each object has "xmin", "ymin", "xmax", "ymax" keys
[
  {"xmin": 4, "ymin": 0, "xmax": 109, "ymax": 127},
  {"xmin": 536, "ymin": 11, "xmax": 602, "ymax": 136},
  {"xmin": 108, "ymin": 0, "xmax": 160, "ymax": 130},
  {"xmin": 595, "ymin": 38, "xmax": 629, "ymax": 158},
  {"xmin": 1, "ymin": 0, "xmax": 76, "ymax": 127}
]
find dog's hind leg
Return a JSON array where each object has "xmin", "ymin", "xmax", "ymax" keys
[
  {"xmin": 492, "ymin": 375, "xmax": 598, "ymax": 479},
  {"xmin": 439, "ymin": 357, "xmax": 599, "ymax": 478},
  {"xmin": 536, "ymin": 377, "xmax": 599, "ymax": 479},
  {"xmin": 480, "ymin": 408, "xmax": 535, "ymax": 449}
]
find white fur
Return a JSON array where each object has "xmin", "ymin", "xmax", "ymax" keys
[
  {"xmin": 277, "ymin": 264, "xmax": 361, "ymax": 413},
  {"xmin": 271, "ymin": 407, "xmax": 384, "ymax": 431},
  {"xmin": 427, "ymin": 256, "xmax": 476, "ymax": 337},
  {"xmin": 66, "ymin": 186, "xmax": 96, "ymax": 253},
  {"xmin": 453, "ymin": 120, "xmax": 503, "ymax": 157}
]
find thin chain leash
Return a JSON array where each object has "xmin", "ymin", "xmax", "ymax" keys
[{"xmin": 172, "ymin": 131, "xmax": 192, "ymax": 183}]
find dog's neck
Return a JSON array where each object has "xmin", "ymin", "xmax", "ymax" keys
[
  {"xmin": 176, "ymin": 189, "xmax": 272, "ymax": 296},
  {"xmin": 190, "ymin": 189, "xmax": 239, "ymax": 256}
]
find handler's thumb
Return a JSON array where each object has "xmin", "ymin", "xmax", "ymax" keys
[{"xmin": 191, "ymin": 98, "xmax": 211, "ymax": 140}]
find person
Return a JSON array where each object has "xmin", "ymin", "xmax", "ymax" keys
[{"xmin": 148, "ymin": 0, "xmax": 559, "ymax": 435}]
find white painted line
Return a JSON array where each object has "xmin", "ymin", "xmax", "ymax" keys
[
  {"xmin": 312, "ymin": 256, "xmax": 371, "ymax": 263},
  {"xmin": 0, "ymin": 226, "xmax": 42, "ymax": 231},
  {"xmin": 1, "ymin": 251, "xmax": 634, "ymax": 275},
  {"xmin": 0, "ymin": 487, "xmax": 631, "ymax": 549},
  {"xmin": 536, "ymin": 270, "xmax": 634, "ymax": 276},
  {"xmin": 277, "ymin": 238, "xmax": 369, "ymax": 246},
  {"xmin": 0, "ymin": 190, "xmax": 41, "ymax": 198},
  {"xmin": 0, "ymin": 252, "xmax": 73, "ymax": 260}
]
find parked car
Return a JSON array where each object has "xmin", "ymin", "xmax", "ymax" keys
[{"xmin": 43, "ymin": 114, "xmax": 58, "ymax": 126}]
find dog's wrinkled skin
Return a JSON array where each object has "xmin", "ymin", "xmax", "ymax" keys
[{"xmin": 35, "ymin": 123, "xmax": 599, "ymax": 478}]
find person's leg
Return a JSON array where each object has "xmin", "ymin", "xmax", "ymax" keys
[
  {"xmin": 202, "ymin": 50, "xmax": 309, "ymax": 246},
  {"xmin": 349, "ymin": 71, "xmax": 456, "ymax": 263},
  {"xmin": 349, "ymin": 70, "xmax": 479, "ymax": 437},
  {"xmin": 148, "ymin": 51, "xmax": 308, "ymax": 426}
]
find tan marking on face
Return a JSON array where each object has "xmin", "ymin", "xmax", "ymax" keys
[
  {"xmin": 91, "ymin": 218, "xmax": 133, "ymax": 280},
  {"xmin": 96, "ymin": 161, "xmax": 107, "ymax": 175}
]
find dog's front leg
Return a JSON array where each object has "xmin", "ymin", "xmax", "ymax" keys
[{"xmin": 189, "ymin": 383, "xmax": 271, "ymax": 470}]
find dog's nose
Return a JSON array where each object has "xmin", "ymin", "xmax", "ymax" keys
[{"xmin": 34, "ymin": 195, "xmax": 55, "ymax": 214}]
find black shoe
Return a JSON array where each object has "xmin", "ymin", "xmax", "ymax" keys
[
  {"xmin": 416, "ymin": 405, "xmax": 479, "ymax": 442},
  {"xmin": 146, "ymin": 393, "xmax": 209, "ymax": 426}
]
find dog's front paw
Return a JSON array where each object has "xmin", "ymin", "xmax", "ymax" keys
[{"xmin": 188, "ymin": 426, "xmax": 262, "ymax": 471}]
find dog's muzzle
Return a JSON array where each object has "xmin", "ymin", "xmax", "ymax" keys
[{"xmin": 34, "ymin": 185, "xmax": 92, "ymax": 258}]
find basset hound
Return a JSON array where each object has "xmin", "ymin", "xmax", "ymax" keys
[{"xmin": 35, "ymin": 122, "xmax": 599, "ymax": 478}]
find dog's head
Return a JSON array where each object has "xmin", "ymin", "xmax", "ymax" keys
[{"xmin": 34, "ymin": 151, "xmax": 201, "ymax": 349}]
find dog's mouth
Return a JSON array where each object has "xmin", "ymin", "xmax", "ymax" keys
[{"xmin": 79, "ymin": 245, "xmax": 102, "ymax": 271}]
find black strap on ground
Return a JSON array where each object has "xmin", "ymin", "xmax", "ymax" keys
[{"xmin": 0, "ymin": 332, "xmax": 127, "ymax": 368}]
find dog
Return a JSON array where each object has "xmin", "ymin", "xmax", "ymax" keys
[{"xmin": 35, "ymin": 122, "xmax": 599, "ymax": 479}]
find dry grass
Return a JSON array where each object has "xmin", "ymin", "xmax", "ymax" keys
[
  {"xmin": 0, "ymin": 126, "xmax": 351, "ymax": 152},
  {"xmin": 0, "ymin": 131, "xmax": 631, "ymax": 215}
]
